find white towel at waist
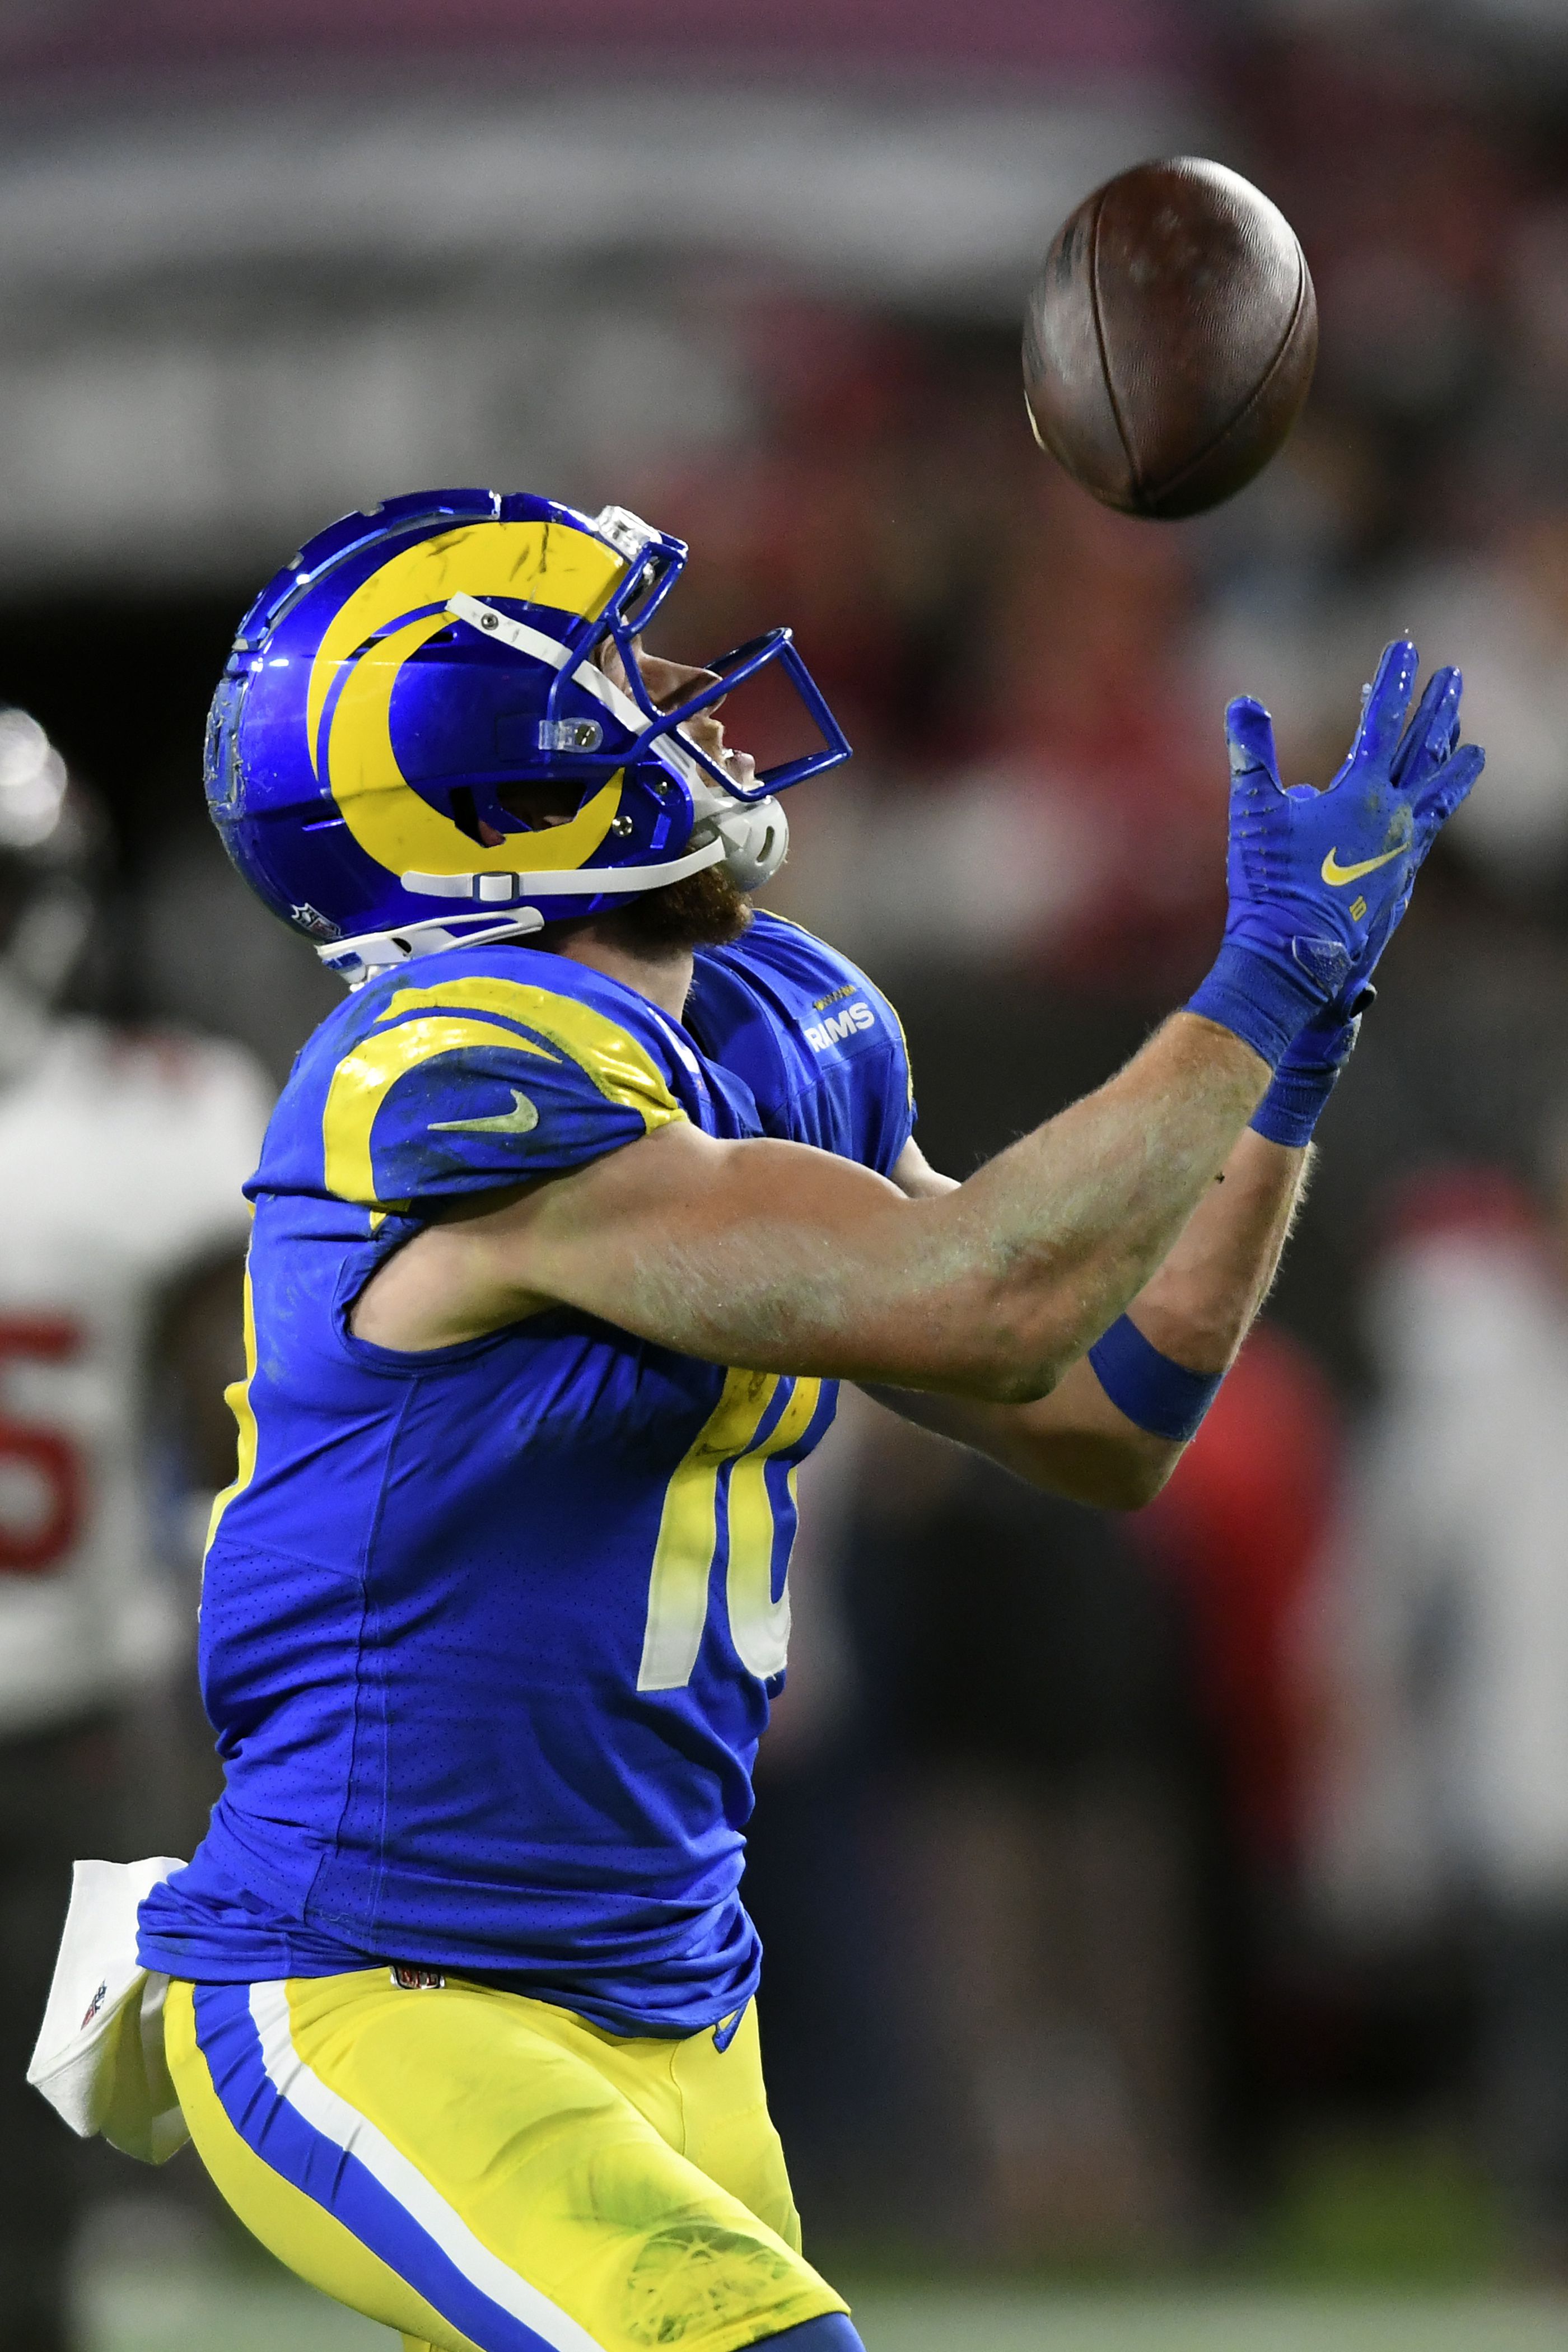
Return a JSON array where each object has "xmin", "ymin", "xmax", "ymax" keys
[{"xmin": 27, "ymin": 1856, "xmax": 188, "ymax": 2164}]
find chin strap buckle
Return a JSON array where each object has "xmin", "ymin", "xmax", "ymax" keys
[{"xmin": 317, "ymin": 907, "xmax": 547, "ymax": 989}]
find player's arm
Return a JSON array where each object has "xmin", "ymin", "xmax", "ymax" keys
[
  {"xmin": 356, "ymin": 638, "xmax": 1480, "ymax": 1411},
  {"xmin": 847, "ymin": 640, "xmax": 1483, "ymax": 1500},
  {"xmin": 357, "ymin": 1007, "xmax": 1270, "ymax": 1401},
  {"xmin": 862, "ymin": 1130, "xmax": 1307, "ymax": 1509}
]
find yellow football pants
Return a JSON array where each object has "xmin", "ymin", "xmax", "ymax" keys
[{"xmin": 164, "ymin": 1971, "xmax": 847, "ymax": 2352}]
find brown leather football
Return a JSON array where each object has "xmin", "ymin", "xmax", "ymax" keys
[{"xmin": 1023, "ymin": 157, "xmax": 1317, "ymax": 520}]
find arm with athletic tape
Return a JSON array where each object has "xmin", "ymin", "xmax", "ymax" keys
[
  {"xmin": 865, "ymin": 1126, "xmax": 1306, "ymax": 1509},
  {"xmin": 861, "ymin": 639, "xmax": 1483, "ymax": 1504}
]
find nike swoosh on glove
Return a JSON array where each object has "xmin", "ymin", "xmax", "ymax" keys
[{"xmin": 1188, "ymin": 637, "xmax": 1484, "ymax": 1068}]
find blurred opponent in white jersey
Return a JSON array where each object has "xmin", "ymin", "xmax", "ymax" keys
[
  {"xmin": 0, "ymin": 1018, "xmax": 268, "ymax": 1729},
  {"xmin": 0, "ymin": 708, "xmax": 269, "ymax": 2352}
]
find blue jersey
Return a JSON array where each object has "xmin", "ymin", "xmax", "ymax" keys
[{"xmin": 138, "ymin": 912, "xmax": 912, "ymax": 2034}]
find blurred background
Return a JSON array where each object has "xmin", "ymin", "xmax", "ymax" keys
[{"xmin": 6, "ymin": 1, "xmax": 1568, "ymax": 2347}]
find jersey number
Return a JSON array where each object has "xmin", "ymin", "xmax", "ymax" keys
[
  {"xmin": 0, "ymin": 1317, "xmax": 84, "ymax": 1574},
  {"xmin": 638, "ymin": 1371, "xmax": 821, "ymax": 1691}
]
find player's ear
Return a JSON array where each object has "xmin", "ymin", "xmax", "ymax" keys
[{"xmin": 1224, "ymin": 697, "xmax": 1283, "ymax": 792}]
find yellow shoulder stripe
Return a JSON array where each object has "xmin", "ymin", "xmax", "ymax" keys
[
  {"xmin": 323, "ymin": 980, "xmax": 685, "ymax": 1206},
  {"xmin": 323, "ymin": 1015, "xmax": 557, "ymax": 1206},
  {"xmin": 379, "ymin": 978, "xmax": 685, "ymax": 1129}
]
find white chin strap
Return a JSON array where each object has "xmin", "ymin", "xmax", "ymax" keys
[
  {"xmin": 317, "ymin": 801, "xmax": 790, "ymax": 990},
  {"xmin": 318, "ymin": 907, "xmax": 546, "ymax": 988},
  {"xmin": 398, "ymin": 837, "xmax": 727, "ymax": 909}
]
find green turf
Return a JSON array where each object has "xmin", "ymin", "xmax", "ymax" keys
[
  {"xmin": 1257, "ymin": 2130, "xmax": 1510, "ymax": 2283},
  {"xmin": 78, "ymin": 2270, "xmax": 1568, "ymax": 2352},
  {"xmin": 74, "ymin": 2126, "xmax": 1563, "ymax": 2352},
  {"xmin": 850, "ymin": 2288, "xmax": 1568, "ymax": 2351}
]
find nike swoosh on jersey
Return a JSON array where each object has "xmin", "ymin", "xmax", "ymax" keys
[
  {"xmin": 430, "ymin": 1089, "xmax": 540, "ymax": 1135},
  {"xmin": 1320, "ymin": 844, "xmax": 1407, "ymax": 886}
]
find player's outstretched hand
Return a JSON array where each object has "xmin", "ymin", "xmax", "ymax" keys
[{"xmin": 1188, "ymin": 638, "xmax": 1483, "ymax": 1069}]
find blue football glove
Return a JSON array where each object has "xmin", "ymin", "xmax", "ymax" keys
[
  {"xmin": 1188, "ymin": 638, "xmax": 1484, "ymax": 1068},
  {"xmin": 1250, "ymin": 981, "xmax": 1373, "ymax": 1149}
]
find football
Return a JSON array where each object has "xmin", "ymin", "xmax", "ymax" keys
[{"xmin": 1023, "ymin": 156, "xmax": 1317, "ymax": 520}]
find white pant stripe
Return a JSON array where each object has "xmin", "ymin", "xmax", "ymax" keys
[{"xmin": 246, "ymin": 1981, "xmax": 603, "ymax": 2352}]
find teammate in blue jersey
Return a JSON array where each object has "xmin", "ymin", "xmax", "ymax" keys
[{"xmin": 128, "ymin": 490, "xmax": 1482, "ymax": 2352}]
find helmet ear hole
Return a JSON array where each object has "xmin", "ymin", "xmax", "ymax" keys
[
  {"xmin": 449, "ymin": 785, "xmax": 487, "ymax": 845},
  {"xmin": 495, "ymin": 781, "xmax": 591, "ymax": 832}
]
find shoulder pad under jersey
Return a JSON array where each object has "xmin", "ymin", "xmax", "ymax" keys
[
  {"xmin": 255, "ymin": 946, "xmax": 692, "ymax": 1211},
  {"xmin": 687, "ymin": 909, "xmax": 914, "ymax": 1177}
]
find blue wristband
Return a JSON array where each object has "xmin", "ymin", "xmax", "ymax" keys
[
  {"xmin": 1088, "ymin": 1314, "xmax": 1223, "ymax": 1443},
  {"xmin": 1249, "ymin": 986, "xmax": 1370, "ymax": 1149},
  {"xmin": 1250, "ymin": 1061, "xmax": 1338, "ymax": 1149},
  {"xmin": 1186, "ymin": 936, "xmax": 1341, "ymax": 1071}
]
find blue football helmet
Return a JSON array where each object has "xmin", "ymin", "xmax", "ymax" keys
[{"xmin": 206, "ymin": 488, "xmax": 851, "ymax": 986}]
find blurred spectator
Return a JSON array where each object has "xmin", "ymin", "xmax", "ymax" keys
[
  {"xmin": 1391, "ymin": 511, "xmax": 1568, "ymax": 898},
  {"xmin": 840, "ymin": 1407, "xmax": 1206, "ymax": 2259},
  {"xmin": 1305, "ymin": 1167, "xmax": 1568, "ymax": 2264},
  {"xmin": 744, "ymin": 1394, "xmax": 910, "ymax": 2243},
  {"xmin": 0, "ymin": 717, "xmax": 268, "ymax": 2350},
  {"xmin": 640, "ymin": 321, "xmax": 1226, "ymax": 992},
  {"xmin": 1133, "ymin": 1324, "xmax": 1343, "ymax": 2201},
  {"xmin": 1138, "ymin": 1322, "xmax": 1343, "ymax": 1872}
]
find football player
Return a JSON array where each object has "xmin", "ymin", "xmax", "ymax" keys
[
  {"xmin": 0, "ymin": 708, "xmax": 270, "ymax": 2351},
  {"xmin": 127, "ymin": 492, "xmax": 1480, "ymax": 2352}
]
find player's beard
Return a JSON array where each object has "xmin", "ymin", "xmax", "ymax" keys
[{"xmin": 584, "ymin": 864, "xmax": 753, "ymax": 958}]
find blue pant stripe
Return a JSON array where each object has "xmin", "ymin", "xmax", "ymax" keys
[{"xmin": 190, "ymin": 1981, "xmax": 568, "ymax": 2352}]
